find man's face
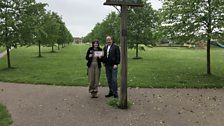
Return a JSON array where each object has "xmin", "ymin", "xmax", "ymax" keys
[{"xmin": 106, "ymin": 36, "xmax": 113, "ymax": 45}]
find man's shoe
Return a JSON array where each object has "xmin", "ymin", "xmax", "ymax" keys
[
  {"xmin": 105, "ymin": 93, "xmax": 113, "ymax": 98},
  {"xmin": 113, "ymin": 95, "xmax": 118, "ymax": 98}
]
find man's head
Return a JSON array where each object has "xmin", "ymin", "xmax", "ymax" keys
[{"xmin": 106, "ymin": 36, "xmax": 113, "ymax": 45}]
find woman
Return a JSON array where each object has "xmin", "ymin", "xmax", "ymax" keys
[{"xmin": 85, "ymin": 40, "xmax": 103, "ymax": 98}]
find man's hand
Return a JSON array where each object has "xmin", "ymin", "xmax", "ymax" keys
[{"xmin": 89, "ymin": 54, "xmax": 93, "ymax": 58}]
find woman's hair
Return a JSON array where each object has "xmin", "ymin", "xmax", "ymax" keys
[{"xmin": 92, "ymin": 40, "xmax": 100, "ymax": 47}]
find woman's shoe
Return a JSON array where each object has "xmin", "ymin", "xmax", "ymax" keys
[{"xmin": 91, "ymin": 92, "xmax": 98, "ymax": 98}]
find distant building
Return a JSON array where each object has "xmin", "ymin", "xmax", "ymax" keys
[{"xmin": 74, "ymin": 37, "xmax": 83, "ymax": 44}]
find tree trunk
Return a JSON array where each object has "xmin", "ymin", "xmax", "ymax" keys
[
  {"xmin": 4, "ymin": 3, "xmax": 11, "ymax": 69},
  {"xmin": 207, "ymin": 39, "xmax": 211, "ymax": 75},
  {"xmin": 135, "ymin": 43, "xmax": 139, "ymax": 58},
  {"xmin": 38, "ymin": 41, "xmax": 42, "ymax": 57},
  {"xmin": 58, "ymin": 43, "xmax": 60, "ymax": 50},
  {"xmin": 52, "ymin": 45, "xmax": 54, "ymax": 52},
  {"xmin": 6, "ymin": 47, "xmax": 11, "ymax": 68},
  {"xmin": 207, "ymin": 0, "xmax": 212, "ymax": 75}
]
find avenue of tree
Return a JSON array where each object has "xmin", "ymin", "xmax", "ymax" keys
[
  {"xmin": 1, "ymin": 0, "xmax": 224, "ymax": 75},
  {"xmin": 0, "ymin": 0, "xmax": 73, "ymax": 68},
  {"xmin": 83, "ymin": 0, "xmax": 224, "ymax": 75}
]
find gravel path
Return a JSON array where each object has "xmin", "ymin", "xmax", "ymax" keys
[{"xmin": 0, "ymin": 82, "xmax": 224, "ymax": 126}]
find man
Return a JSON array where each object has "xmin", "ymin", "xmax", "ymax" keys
[{"xmin": 103, "ymin": 36, "xmax": 120, "ymax": 98}]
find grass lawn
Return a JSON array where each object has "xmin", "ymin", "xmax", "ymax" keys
[
  {"xmin": 0, "ymin": 44, "xmax": 224, "ymax": 88},
  {"xmin": 0, "ymin": 104, "xmax": 12, "ymax": 126}
]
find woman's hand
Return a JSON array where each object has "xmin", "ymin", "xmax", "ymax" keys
[
  {"xmin": 89, "ymin": 54, "xmax": 93, "ymax": 58},
  {"xmin": 113, "ymin": 65, "xmax": 118, "ymax": 69}
]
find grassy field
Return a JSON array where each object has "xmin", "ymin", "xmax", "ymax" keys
[
  {"xmin": 0, "ymin": 104, "xmax": 12, "ymax": 126},
  {"xmin": 0, "ymin": 44, "xmax": 224, "ymax": 88}
]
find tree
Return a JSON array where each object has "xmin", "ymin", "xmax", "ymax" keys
[
  {"xmin": 128, "ymin": 1, "xmax": 158, "ymax": 59},
  {"xmin": 56, "ymin": 16, "xmax": 65, "ymax": 50},
  {"xmin": 160, "ymin": 0, "xmax": 224, "ymax": 74},
  {"xmin": 66, "ymin": 29, "xmax": 74, "ymax": 45},
  {"xmin": 0, "ymin": 0, "xmax": 48, "ymax": 67},
  {"xmin": 32, "ymin": 3, "xmax": 47, "ymax": 57},
  {"xmin": 0, "ymin": 0, "xmax": 21, "ymax": 68},
  {"xmin": 83, "ymin": 23, "xmax": 102, "ymax": 43},
  {"xmin": 18, "ymin": 0, "xmax": 47, "ymax": 57},
  {"xmin": 43, "ymin": 12, "xmax": 60, "ymax": 53},
  {"xmin": 100, "ymin": 12, "xmax": 120, "ymax": 44},
  {"xmin": 56, "ymin": 16, "xmax": 73, "ymax": 50},
  {"xmin": 83, "ymin": 12, "xmax": 120, "ymax": 44}
]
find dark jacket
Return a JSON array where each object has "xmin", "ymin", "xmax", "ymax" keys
[
  {"xmin": 85, "ymin": 47, "xmax": 103, "ymax": 68},
  {"xmin": 102, "ymin": 43, "xmax": 120, "ymax": 66}
]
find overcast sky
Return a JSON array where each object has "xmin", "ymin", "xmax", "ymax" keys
[{"xmin": 36, "ymin": 0, "xmax": 162, "ymax": 37}]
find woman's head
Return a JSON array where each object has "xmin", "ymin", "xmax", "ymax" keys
[{"xmin": 92, "ymin": 40, "xmax": 100, "ymax": 48}]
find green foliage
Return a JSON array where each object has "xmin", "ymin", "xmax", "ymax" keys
[
  {"xmin": 57, "ymin": 20, "xmax": 73, "ymax": 48},
  {"xmin": 43, "ymin": 12, "xmax": 61, "ymax": 52},
  {"xmin": 0, "ymin": 0, "xmax": 20, "ymax": 48},
  {"xmin": 18, "ymin": 0, "xmax": 47, "ymax": 46},
  {"xmin": 0, "ymin": 0, "xmax": 73, "ymax": 65},
  {"xmin": 160, "ymin": 0, "xmax": 224, "ymax": 43},
  {"xmin": 0, "ymin": 47, "xmax": 5, "ymax": 52},
  {"xmin": 128, "ymin": 1, "xmax": 157, "ymax": 48},
  {"xmin": 83, "ymin": 12, "xmax": 120, "ymax": 44},
  {"xmin": 0, "ymin": 104, "xmax": 12, "ymax": 126},
  {"xmin": 128, "ymin": 1, "xmax": 158, "ymax": 58},
  {"xmin": 107, "ymin": 98, "xmax": 132, "ymax": 109},
  {"xmin": 84, "ymin": 0, "xmax": 158, "ymax": 58},
  {"xmin": 107, "ymin": 98, "xmax": 120, "ymax": 108},
  {"xmin": 160, "ymin": 0, "xmax": 224, "ymax": 74}
]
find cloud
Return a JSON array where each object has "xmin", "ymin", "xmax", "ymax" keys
[{"xmin": 36, "ymin": 0, "xmax": 162, "ymax": 37}]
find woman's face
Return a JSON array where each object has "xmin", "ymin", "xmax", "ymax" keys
[{"xmin": 93, "ymin": 42, "xmax": 98, "ymax": 48}]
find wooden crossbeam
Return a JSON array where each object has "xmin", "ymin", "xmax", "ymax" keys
[{"xmin": 104, "ymin": 0, "xmax": 143, "ymax": 7}]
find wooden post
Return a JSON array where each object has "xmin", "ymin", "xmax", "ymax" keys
[
  {"xmin": 120, "ymin": 5, "xmax": 128, "ymax": 109},
  {"xmin": 104, "ymin": 0, "xmax": 143, "ymax": 109}
]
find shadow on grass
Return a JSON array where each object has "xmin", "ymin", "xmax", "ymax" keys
[
  {"xmin": 0, "ymin": 67, "xmax": 17, "ymax": 71},
  {"xmin": 201, "ymin": 73, "xmax": 224, "ymax": 79},
  {"xmin": 133, "ymin": 57, "xmax": 143, "ymax": 60},
  {"xmin": 50, "ymin": 51, "xmax": 58, "ymax": 53},
  {"xmin": 41, "ymin": 51, "xmax": 58, "ymax": 54},
  {"xmin": 129, "ymin": 57, "xmax": 161, "ymax": 62},
  {"xmin": 30, "ymin": 51, "xmax": 59, "ymax": 57},
  {"xmin": 34, "ymin": 55, "xmax": 44, "ymax": 58}
]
